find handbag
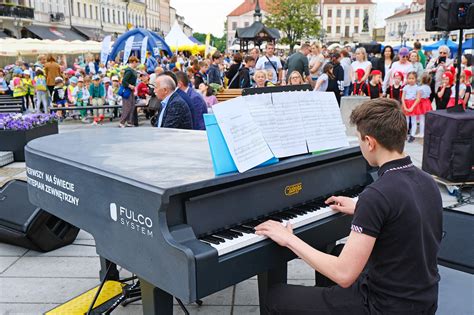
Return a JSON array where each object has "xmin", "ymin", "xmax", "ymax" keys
[{"xmin": 118, "ymin": 86, "xmax": 131, "ymax": 99}]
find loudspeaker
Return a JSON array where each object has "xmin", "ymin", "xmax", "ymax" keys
[
  {"xmin": 438, "ymin": 208, "xmax": 474, "ymax": 274},
  {"xmin": 426, "ymin": 0, "xmax": 474, "ymax": 31},
  {"xmin": 0, "ymin": 180, "xmax": 79, "ymax": 252}
]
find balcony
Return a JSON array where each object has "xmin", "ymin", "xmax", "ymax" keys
[{"xmin": 0, "ymin": 4, "xmax": 34, "ymax": 19}]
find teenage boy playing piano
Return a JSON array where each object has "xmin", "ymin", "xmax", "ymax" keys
[{"xmin": 256, "ymin": 98, "xmax": 442, "ymax": 315}]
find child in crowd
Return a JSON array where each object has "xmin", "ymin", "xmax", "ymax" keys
[
  {"xmin": 67, "ymin": 76, "xmax": 78, "ymax": 118},
  {"xmin": 11, "ymin": 69, "xmax": 26, "ymax": 111},
  {"xmin": 194, "ymin": 61, "xmax": 208, "ymax": 89},
  {"xmin": 352, "ymin": 69, "xmax": 365, "ymax": 96},
  {"xmin": 22, "ymin": 70, "xmax": 34, "ymax": 112},
  {"xmin": 385, "ymin": 71, "xmax": 404, "ymax": 103},
  {"xmin": 71, "ymin": 77, "xmax": 90, "ymax": 122},
  {"xmin": 199, "ymin": 83, "xmax": 218, "ymax": 112},
  {"xmin": 266, "ymin": 70, "xmax": 275, "ymax": 85},
  {"xmin": 418, "ymin": 73, "xmax": 433, "ymax": 120},
  {"xmin": 136, "ymin": 73, "xmax": 150, "ymax": 109},
  {"xmin": 89, "ymin": 74, "xmax": 106, "ymax": 125},
  {"xmin": 447, "ymin": 71, "xmax": 466, "ymax": 110},
  {"xmin": 238, "ymin": 56, "xmax": 255, "ymax": 89},
  {"xmin": 362, "ymin": 70, "xmax": 383, "ymax": 99},
  {"xmin": 253, "ymin": 70, "xmax": 275, "ymax": 88},
  {"xmin": 33, "ymin": 68, "xmax": 49, "ymax": 113},
  {"xmin": 51, "ymin": 77, "xmax": 67, "ymax": 119},
  {"xmin": 314, "ymin": 63, "xmax": 334, "ymax": 92},
  {"xmin": 402, "ymin": 71, "xmax": 421, "ymax": 143},
  {"xmin": 463, "ymin": 69, "xmax": 472, "ymax": 107},
  {"xmin": 0, "ymin": 69, "xmax": 8, "ymax": 94},
  {"xmin": 436, "ymin": 72, "xmax": 453, "ymax": 110},
  {"xmin": 107, "ymin": 76, "xmax": 122, "ymax": 119}
]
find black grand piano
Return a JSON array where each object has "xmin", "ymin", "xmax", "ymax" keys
[{"xmin": 25, "ymin": 128, "xmax": 373, "ymax": 314}]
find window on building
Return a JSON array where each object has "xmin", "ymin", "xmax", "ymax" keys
[
  {"xmin": 107, "ymin": 8, "xmax": 110, "ymax": 23},
  {"xmin": 346, "ymin": 9, "xmax": 350, "ymax": 18},
  {"xmin": 354, "ymin": 26, "xmax": 359, "ymax": 33},
  {"xmin": 95, "ymin": 6, "xmax": 98, "ymax": 20},
  {"xmin": 327, "ymin": 26, "xmax": 332, "ymax": 34},
  {"xmin": 118, "ymin": 11, "xmax": 120, "ymax": 24},
  {"xmin": 102, "ymin": 7, "xmax": 105, "ymax": 22},
  {"xmin": 123, "ymin": 12, "xmax": 126, "ymax": 25},
  {"xmin": 336, "ymin": 26, "xmax": 341, "ymax": 34},
  {"xmin": 113, "ymin": 10, "xmax": 115, "ymax": 24},
  {"xmin": 355, "ymin": 9, "xmax": 359, "ymax": 18},
  {"xmin": 83, "ymin": 3, "xmax": 87, "ymax": 18},
  {"xmin": 327, "ymin": 9, "xmax": 332, "ymax": 18},
  {"xmin": 232, "ymin": 21, "xmax": 237, "ymax": 30},
  {"xmin": 77, "ymin": 2, "xmax": 80, "ymax": 17},
  {"xmin": 345, "ymin": 26, "xmax": 350, "ymax": 37},
  {"xmin": 337, "ymin": 9, "xmax": 341, "ymax": 18},
  {"xmin": 90, "ymin": 4, "xmax": 93, "ymax": 18}
]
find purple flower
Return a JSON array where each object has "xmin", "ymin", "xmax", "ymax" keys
[{"xmin": 0, "ymin": 113, "xmax": 58, "ymax": 131}]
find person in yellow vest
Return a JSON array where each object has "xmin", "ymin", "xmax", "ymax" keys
[
  {"xmin": 12, "ymin": 69, "xmax": 26, "ymax": 112},
  {"xmin": 22, "ymin": 70, "xmax": 34, "ymax": 112}
]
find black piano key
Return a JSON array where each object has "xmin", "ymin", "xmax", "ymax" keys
[
  {"xmin": 228, "ymin": 229, "xmax": 244, "ymax": 237},
  {"xmin": 279, "ymin": 212, "xmax": 297, "ymax": 219},
  {"xmin": 290, "ymin": 208, "xmax": 307, "ymax": 215},
  {"xmin": 234, "ymin": 226, "xmax": 254, "ymax": 234},
  {"xmin": 214, "ymin": 232, "xmax": 235, "ymax": 240},
  {"xmin": 201, "ymin": 236, "xmax": 222, "ymax": 245},
  {"xmin": 268, "ymin": 215, "xmax": 283, "ymax": 222},
  {"xmin": 244, "ymin": 220, "xmax": 263, "ymax": 228}
]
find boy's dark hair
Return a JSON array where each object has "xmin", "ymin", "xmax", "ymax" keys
[
  {"xmin": 175, "ymin": 71, "xmax": 189, "ymax": 86},
  {"xmin": 350, "ymin": 98, "xmax": 407, "ymax": 153},
  {"xmin": 159, "ymin": 71, "xmax": 178, "ymax": 85},
  {"xmin": 244, "ymin": 56, "xmax": 255, "ymax": 64},
  {"xmin": 212, "ymin": 51, "xmax": 222, "ymax": 61}
]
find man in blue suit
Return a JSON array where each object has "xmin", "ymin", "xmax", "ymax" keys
[
  {"xmin": 175, "ymin": 71, "xmax": 208, "ymax": 130},
  {"xmin": 153, "ymin": 75, "xmax": 192, "ymax": 129}
]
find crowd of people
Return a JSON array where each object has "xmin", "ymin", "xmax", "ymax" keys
[{"xmin": 0, "ymin": 41, "xmax": 472, "ymax": 133}]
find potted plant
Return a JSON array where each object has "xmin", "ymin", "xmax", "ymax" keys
[{"xmin": 0, "ymin": 113, "xmax": 58, "ymax": 161}]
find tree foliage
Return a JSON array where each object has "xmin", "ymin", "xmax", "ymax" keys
[
  {"xmin": 265, "ymin": 0, "xmax": 321, "ymax": 52},
  {"xmin": 192, "ymin": 32, "xmax": 227, "ymax": 53}
]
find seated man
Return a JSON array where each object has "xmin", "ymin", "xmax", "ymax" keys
[
  {"xmin": 256, "ymin": 98, "xmax": 442, "ymax": 315},
  {"xmin": 154, "ymin": 75, "xmax": 192, "ymax": 130}
]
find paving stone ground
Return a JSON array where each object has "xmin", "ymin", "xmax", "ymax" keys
[{"xmin": 0, "ymin": 120, "xmax": 472, "ymax": 314}]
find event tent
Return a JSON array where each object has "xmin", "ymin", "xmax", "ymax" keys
[
  {"xmin": 462, "ymin": 38, "xmax": 474, "ymax": 51},
  {"xmin": 108, "ymin": 28, "xmax": 172, "ymax": 62},
  {"xmin": 165, "ymin": 22, "xmax": 195, "ymax": 48},
  {"xmin": 423, "ymin": 39, "xmax": 459, "ymax": 52},
  {"xmin": 0, "ymin": 38, "xmax": 102, "ymax": 56}
]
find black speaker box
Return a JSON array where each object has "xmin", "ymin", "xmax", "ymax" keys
[
  {"xmin": 426, "ymin": 0, "xmax": 474, "ymax": 31},
  {"xmin": 438, "ymin": 208, "xmax": 474, "ymax": 274},
  {"xmin": 422, "ymin": 110, "xmax": 474, "ymax": 182},
  {"xmin": 0, "ymin": 180, "xmax": 79, "ymax": 252}
]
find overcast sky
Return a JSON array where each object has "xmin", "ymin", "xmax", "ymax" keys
[{"xmin": 170, "ymin": 0, "xmax": 413, "ymax": 36}]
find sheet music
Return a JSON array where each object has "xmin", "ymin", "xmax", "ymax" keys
[
  {"xmin": 298, "ymin": 91, "xmax": 349, "ymax": 152},
  {"xmin": 244, "ymin": 94, "xmax": 286, "ymax": 157},
  {"xmin": 212, "ymin": 97, "xmax": 275, "ymax": 173},
  {"xmin": 270, "ymin": 92, "xmax": 309, "ymax": 157}
]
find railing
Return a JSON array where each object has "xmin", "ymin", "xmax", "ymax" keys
[{"xmin": 0, "ymin": 4, "xmax": 34, "ymax": 19}]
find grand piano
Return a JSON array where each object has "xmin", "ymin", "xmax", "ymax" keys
[{"xmin": 25, "ymin": 127, "xmax": 373, "ymax": 314}]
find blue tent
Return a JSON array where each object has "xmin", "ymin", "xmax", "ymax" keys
[
  {"xmin": 462, "ymin": 38, "xmax": 474, "ymax": 51},
  {"xmin": 189, "ymin": 36, "xmax": 203, "ymax": 45},
  {"xmin": 423, "ymin": 39, "xmax": 458, "ymax": 52},
  {"xmin": 108, "ymin": 28, "xmax": 172, "ymax": 62}
]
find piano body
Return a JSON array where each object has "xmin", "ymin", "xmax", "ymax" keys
[{"xmin": 25, "ymin": 128, "xmax": 373, "ymax": 314}]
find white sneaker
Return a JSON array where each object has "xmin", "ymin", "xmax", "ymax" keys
[{"xmin": 92, "ymin": 121, "xmax": 98, "ymax": 126}]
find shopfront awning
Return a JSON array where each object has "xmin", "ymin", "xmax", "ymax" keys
[
  {"xmin": 25, "ymin": 25, "xmax": 87, "ymax": 41},
  {"xmin": 72, "ymin": 26, "xmax": 115, "ymax": 41}
]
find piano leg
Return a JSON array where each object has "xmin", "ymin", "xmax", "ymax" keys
[
  {"xmin": 140, "ymin": 278, "xmax": 173, "ymax": 315},
  {"xmin": 99, "ymin": 256, "xmax": 119, "ymax": 281},
  {"xmin": 257, "ymin": 263, "xmax": 287, "ymax": 315}
]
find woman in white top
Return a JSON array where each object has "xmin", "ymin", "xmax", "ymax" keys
[
  {"xmin": 350, "ymin": 47, "xmax": 372, "ymax": 85},
  {"xmin": 308, "ymin": 42, "xmax": 325, "ymax": 88},
  {"xmin": 383, "ymin": 47, "xmax": 413, "ymax": 93},
  {"xmin": 426, "ymin": 45, "xmax": 454, "ymax": 92}
]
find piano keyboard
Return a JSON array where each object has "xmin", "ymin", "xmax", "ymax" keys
[{"xmin": 199, "ymin": 187, "xmax": 362, "ymax": 256}]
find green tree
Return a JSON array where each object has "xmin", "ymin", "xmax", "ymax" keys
[
  {"xmin": 265, "ymin": 0, "xmax": 321, "ymax": 53},
  {"xmin": 192, "ymin": 32, "xmax": 227, "ymax": 53}
]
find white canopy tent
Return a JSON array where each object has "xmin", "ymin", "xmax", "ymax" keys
[
  {"xmin": 0, "ymin": 38, "xmax": 103, "ymax": 56},
  {"xmin": 165, "ymin": 21, "xmax": 195, "ymax": 48}
]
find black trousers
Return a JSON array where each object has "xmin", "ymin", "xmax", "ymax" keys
[{"xmin": 264, "ymin": 275, "xmax": 369, "ymax": 315}]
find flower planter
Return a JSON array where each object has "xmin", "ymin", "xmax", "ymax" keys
[{"xmin": 0, "ymin": 122, "xmax": 58, "ymax": 161}]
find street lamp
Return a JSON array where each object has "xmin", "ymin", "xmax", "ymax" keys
[{"xmin": 398, "ymin": 22, "xmax": 407, "ymax": 47}]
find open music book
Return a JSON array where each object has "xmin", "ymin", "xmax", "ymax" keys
[{"xmin": 211, "ymin": 91, "xmax": 349, "ymax": 173}]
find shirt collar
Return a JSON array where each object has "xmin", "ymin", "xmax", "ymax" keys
[
  {"xmin": 377, "ymin": 156, "xmax": 413, "ymax": 177},
  {"xmin": 161, "ymin": 92, "xmax": 173, "ymax": 106}
]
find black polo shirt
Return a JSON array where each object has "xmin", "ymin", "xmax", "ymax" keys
[{"xmin": 352, "ymin": 156, "xmax": 442, "ymax": 313}]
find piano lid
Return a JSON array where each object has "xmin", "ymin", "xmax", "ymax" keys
[{"xmin": 25, "ymin": 128, "xmax": 361, "ymax": 195}]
